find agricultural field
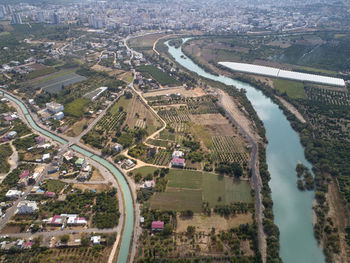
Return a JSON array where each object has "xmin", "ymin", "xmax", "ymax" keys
[
  {"xmin": 1, "ymin": 244, "xmax": 113, "ymax": 263},
  {"xmin": 95, "ymin": 111, "xmax": 126, "ymax": 133},
  {"xmin": 64, "ymin": 98, "xmax": 90, "ymax": 118},
  {"xmin": 128, "ymin": 33, "xmax": 166, "ymax": 52},
  {"xmin": 151, "ymin": 150, "xmax": 172, "ymax": 166},
  {"xmin": 26, "ymin": 65, "xmax": 56, "ymax": 80},
  {"xmin": 136, "ymin": 65, "xmax": 178, "ymax": 86},
  {"xmin": 305, "ymin": 86, "xmax": 350, "ymax": 106},
  {"xmin": 25, "ymin": 71, "xmax": 86, "ymax": 94},
  {"xmin": 124, "ymin": 95, "xmax": 161, "ymax": 135},
  {"xmin": 146, "ymin": 138, "xmax": 169, "ymax": 148},
  {"xmin": 0, "ymin": 143, "xmax": 13, "ymax": 174},
  {"xmin": 147, "ymin": 169, "xmax": 253, "ymax": 212},
  {"xmin": 211, "ymin": 136, "xmax": 249, "ymax": 165},
  {"xmin": 272, "ymin": 78, "xmax": 306, "ymax": 99}
]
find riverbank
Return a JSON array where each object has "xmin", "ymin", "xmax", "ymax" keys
[{"xmin": 164, "ymin": 38, "xmax": 325, "ymax": 263}]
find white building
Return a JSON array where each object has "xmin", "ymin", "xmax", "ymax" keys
[
  {"xmin": 172, "ymin": 150, "xmax": 184, "ymax": 158},
  {"xmin": 54, "ymin": 111, "xmax": 64, "ymax": 120},
  {"xmin": 46, "ymin": 102, "xmax": 64, "ymax": 113},
  {"xmin": 67, "ymin": 215, "xmax": 87, "ymax": 225},
  {"xmin": 91, "ymin": 236, "xmax": 101, "ymax": 245},
  {"xmin": 17, "ymin": 201, "xmax": 38, "ymax": 214},
  {"xmin": 5, "ymin": 189, "xmax": 22, "ymax": 199}
]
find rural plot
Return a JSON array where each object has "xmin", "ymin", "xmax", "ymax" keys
[
  {"xmin": 33, "ymin": 73, "xmax": 87, "ymax": 94},
  {"xmin": 149, "ymin": 170, "xmax": 253, "ymax": 212},
  {"xmin": 202, "ymin": 174, "xmax": 253, "ymax": 206},
  {"xmin": 211, "ymin": 136, "xmax": 248, "ymax": 164}
]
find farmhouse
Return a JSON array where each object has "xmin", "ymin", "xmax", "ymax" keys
[
  {"xmin": 17, "ymin": 201, "xmax": 38, "ymax": 214},
  {"xmin": 172, "ymin": 150, "xmax": 184, "ymax": 158},
  {"xmin": 54, "ymin": 111, "xmax": 64, "ymax": 120},
  {"xmin": 171, "ymin": 157, "xmax": 185, "ymax": 168},
  {"xmin": 75, "ymin": 158, "xmax": 87, "ymax": 168},
  {"xmin": 91, "ymin": 236, "xmax": 101, "ymax": 245},
  {"xmin": 151, "ymin": 221, "xmax": 164, "ymax": 231},
  {"xmin": 46, "ymin": 102, "xmax": 64, "ymax": 113},
  {"xmin": 67, "ymin": 215, "xmax": 87, "ymax": 226},
  {"xmin": 6, "ymin": 189, "xmax": 22, "ymax": 199}
]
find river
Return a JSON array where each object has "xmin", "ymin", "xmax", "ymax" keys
[
  {"xmin": 166, "ymin": 39, "xmax": 325, "ymax": 263},
  {"xmin": 3, "ymin": 92, "xmax": 134, "ymax": 263}
]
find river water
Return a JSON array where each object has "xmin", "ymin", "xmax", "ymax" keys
[{"xmin": 166, "ymin": 40, "xmax": 325, "ymax": 263}]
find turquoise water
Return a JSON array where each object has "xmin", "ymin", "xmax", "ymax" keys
[
  {"xmin": 166, "ymin": 40, "xmax": 325, "ymax": 263},
  {"xmin": 5, "ymin": 93, "xmax": 133, "ymax": 263}
]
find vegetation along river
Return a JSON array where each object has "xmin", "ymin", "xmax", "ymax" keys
[{"xmin": 166, "ymin": 39, "xmax": 325, "ymax": 263}]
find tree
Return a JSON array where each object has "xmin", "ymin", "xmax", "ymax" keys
[
  {"xmin": 60, "ymin": 234, "xmax": 70, "ymax": 243},
  {"xmin": 186, "ymin": 225, "xmax": 195, "ymax": 237},
  {"xmin": 162, "ymin": 224, "xmax": 172, "ymax": 236}
]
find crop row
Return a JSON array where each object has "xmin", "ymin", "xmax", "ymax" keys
[
  {"xmin": 96, "ymin": 111, "xmax": 126, "ymax": 133},
  {"xmin": 211, "ymin": 136, "xmax": 248, "ymax": 163},
  {"xmin": 305, "ymin": 86, "xmax": 350, "ymax": 106},
  {"xmin": 158, "ymin": 108, "xmax": 191, "ymax": 123},
  {"xmin": 152, "ymin": 150, "xmax": 171, "ymax": 166}
]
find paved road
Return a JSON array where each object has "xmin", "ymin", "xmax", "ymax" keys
[
  {"xmin": 1, "ymin": 91, "xmax": 127, "ymax": 262},
  {"xmin": 217, "ymin": 91, "xmax": 266, "ymax": 261}
]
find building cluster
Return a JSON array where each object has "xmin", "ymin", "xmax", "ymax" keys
[{"xmin": 0, "ymin": 0, "xmax": 349, "ymax": 33}]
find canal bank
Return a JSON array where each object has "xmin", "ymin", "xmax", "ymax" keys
[
  {"xmin": 166, "ymin": 40, "xmax": 325, "ymax": 263},
  {"xmin": 3, "ymin": 92, "xmax": 134, "ymax": 263}
]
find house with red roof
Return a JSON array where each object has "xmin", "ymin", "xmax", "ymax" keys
[
  {"xmin": 171, "ymin": 157, "xmax": 185, "ymax": 168},
  {"xmin": 151, "ymin": 221, "xmax": 164, "ymax": 231},
  {"xmin": 44, "ymin": 192, "xmax": 55, "ymax": 198},
  {"xmin": 19, "ymin": 170, "xmax": 29, "ymax": 179}
]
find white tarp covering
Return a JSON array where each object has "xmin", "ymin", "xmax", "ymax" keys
[{"xmin": 219, "ymin": 61, "xmax": 345, "ymax": 87}]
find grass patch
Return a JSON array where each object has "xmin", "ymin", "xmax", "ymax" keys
[
  {"xmin": 272, "ymin": 78, "xmax": 306, "ymax": 99},
  {"xmin": 64, "ymin": 98, "xmax": 89, "ymax": 118},
  {"xmin": 27, "ymin": 67, "xmax": 56, "ymax": 80},
  {"xmin": 0, "ymin": 144, "xmax": 12, "ymax": 174},
  {"xmin": 150, "ymin": 188, "xmax": 203, "ymax": 212},
  {"xmin": 110, "ymin": 96, "xmax": 131, "ymax": 114},
  {"xmin": 25, "ymin": 69, "xmax": 77, "ymax": 86},
  {"xmin": 293, "ymin": 65, "xmax": 337, "ymax": 76},
  {"xmin": 202, "ymin": 174, "xmax": 253, "ymax": 206},
  {"xmin": 167, "ymin": 170, "xmax": 203, "ymax": 189},
  {"xmin": 42, "ymin": 180, "xmax": 66, "ymax": 193},
  {"xmin": 137, "ymin": 65, "xmax": 178, "ymax": 86}
]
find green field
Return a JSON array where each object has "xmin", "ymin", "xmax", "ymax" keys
[
  {"xmin": 139, "ymin": 168, "xmax": 253, "ymax": 212},
  {"xmin": 202, "ymin": 175, "xmax": 252, "ymax": 206},
  {"xmin": 137, "ymin": 65, "xmax": 178, "ymax": 86},
  {"xmin": 42, "ymin": 179, "xmax": 66, "ymax": 193},
  {"xmin": 64, "ymin": 98, "xmax": 90, "ymax": 118},
  {"xmin": 110, "ymin": 96, "xmax": 131, "ymax": 114},
  {"xmin": 24, "ymin": 69, "xmax": 77, "ymax": 86},
  {"xmin": 0, "ymin": 144, "xmax": 12, "ymax": 174},
  {"xmin": 150, "ymin": 188, "xmax": 203, "ymax": 212},
  {"xmin": 27, "ymin": 67, "xmax": 56, "ymax": 80},
  {"xmin": 167, "ymin": 170, "xmax": 203, "ymax": 189},
  {"xmin": 273, "ymin": 79, "xmax": 306, "ymax": 99}
]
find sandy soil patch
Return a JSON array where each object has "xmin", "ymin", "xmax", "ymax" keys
[
  {"xmin": 217, "ymin": 89, "xmax": 261, "ymax": 143},
  {"xmin": 276, "ymin": 96, "xmax": 306, "ymax": 123},
  {"xmin": 176, "ymin": 213, "xmax": 253, "ymax": 234},
  {"xmin": 73, "ymin": 183, "xmax": 111, "ymax": 192},
  {"xmin": 0, "ymin": 225, "xmax": 22, "ymax": 234},
  {"xmin": 92, "ymin": 64, "xmax": 113, "ymax": 72},
  {"xmin": 90, "ymin": 168, "xmax": 104, "ymax": 181},
  {"xmin": 190, "ymin": 113, "xmax": 237, "ymax": 136},
  {"xmin": 65, "ymin": 118, "xmax": 93, "ymax": 137},
  {"xmin": 143, "ymin": 87, "xmax": 206, "ymax": 98},
  {"xmin": 327, "ymin": 180, "xmax": 350, "ymax": 263}
]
